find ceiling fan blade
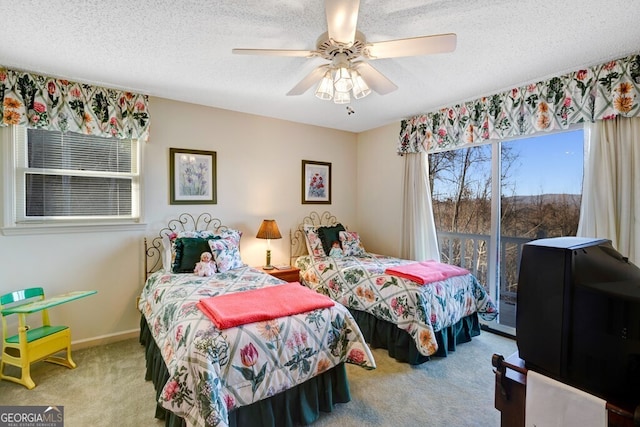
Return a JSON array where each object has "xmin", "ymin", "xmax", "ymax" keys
[
  {"xmin": 365, "ymin": 33, "xmax": 457, "ymax": 59},
  {"xmin": 232, "ymin": 48, "xmax": 316, "ymax": 58},
  {"xmin": 352, "ymin": 62, "xmax": 397, "ymax": 95},
  {"xmin": 286, "ymin": 65, "xmax": 331, "ymax": 96},
  {"xmin": 325, "ymin": 0, "xmax": 360, "ymax": 45}
]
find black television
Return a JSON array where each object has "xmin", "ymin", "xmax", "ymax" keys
[{"xmin": 516, "ymin": 236, "xmax": 640, "ymax": 404}]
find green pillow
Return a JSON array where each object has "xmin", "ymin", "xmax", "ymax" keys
[
  {"xmin": 172, "ymin": 237, "xmax": 217, "ymax": 273},
  {"xmin": 317, "ymin": 224, "xmax": 346, "ymax": 256}
]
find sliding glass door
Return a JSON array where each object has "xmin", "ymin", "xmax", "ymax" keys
[{"xmin": 430, "ymin": 128, "xmax": 584, "ymax": 335}]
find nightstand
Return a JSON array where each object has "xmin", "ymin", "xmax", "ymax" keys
[{"xmin": 259, "ymin": 266, "xmax": 300, "ymax": 283}]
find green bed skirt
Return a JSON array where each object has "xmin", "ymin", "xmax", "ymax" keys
[
  {"xmin": 348, "ymin": 309, "xmax": 480, "ymax": 365},
  {"xmin": 139, "ymin": 316, "xmax": 351, "ymax": 427}
]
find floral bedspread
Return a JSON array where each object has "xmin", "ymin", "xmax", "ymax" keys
[
  {"xmin": 295, "ymin": 254, "xmax": 498, "ymax": 356},
  {"xmin": 139, "ymin": 267, "xmax": 375, "ymax": 427}
]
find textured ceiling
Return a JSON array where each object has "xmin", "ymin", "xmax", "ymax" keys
[{"xmin": 1, "ymin": 0, "xmax": 639, "ymax": 133}]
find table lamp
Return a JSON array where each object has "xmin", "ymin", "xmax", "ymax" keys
[{"xmin": 256, "ymin": 219, "xmax": 282, "ymax": 270}]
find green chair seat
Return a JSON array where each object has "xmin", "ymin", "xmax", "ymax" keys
[{"xmin": 5, "ymin": 325, "xmax": 69, "ymax": 344}]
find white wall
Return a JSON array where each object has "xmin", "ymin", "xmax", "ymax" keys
[
  {"xmin": 0, "ymin": 96, "xmax": 362, "ymax": 347},
  {"xmin": 356, "ymin": 123, "xmax": 404, "ymax": 257}
]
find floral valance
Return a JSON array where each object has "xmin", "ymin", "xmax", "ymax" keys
[
  {"xmin": 0, "ymin": 66, "xmax": 149, "ymax": 141},
  {"xmin": 398, "ymin": 53, "xmax": 640, "ymax": 154}
]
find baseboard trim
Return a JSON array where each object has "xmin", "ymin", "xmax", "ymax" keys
[{"xmin": 71, "ymin": 328, "xmax": 140, "ymax": 351}]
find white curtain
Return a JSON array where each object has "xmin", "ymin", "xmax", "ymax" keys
[
  {"xmin": 578, "ymin": 117, "xmax": 639, "ymax": 265},
  {"xmin": 400, "ymin": 152, "xmax": 440, "ymax": 261}
]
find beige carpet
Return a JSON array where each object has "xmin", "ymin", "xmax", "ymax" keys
[{"xmin": 0, "ymin": 331, "xmax": 516, "ymax": 426}]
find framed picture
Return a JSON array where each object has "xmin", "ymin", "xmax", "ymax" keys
[
  {"xmin": 302, "ymin": 160, "xmax": 331, "ymax": 204},
  {"xmin": 169, "ymin": 148, "xmax": 217, "ymax": 204}
]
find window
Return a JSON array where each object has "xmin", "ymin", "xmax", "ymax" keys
[
  {"xmin": 430, "ymin": 128, "xmax": 584, "ymax": 335},
  {"xmin": 4, "ymin": 126, "xmax": 140, "ymax": 229}
]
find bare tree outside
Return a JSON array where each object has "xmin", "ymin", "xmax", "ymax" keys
[{"xmin": 430, "ymin": 145, "xmax": 494, "ymax": 285}]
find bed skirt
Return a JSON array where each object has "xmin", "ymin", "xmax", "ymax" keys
[
  {"xmin": 348, "ymin": 309, "xmax": 480, "ymax": 365},
  {"xmin": 139, "ymin": 316, "xmax": 351, "ymax": 427}
]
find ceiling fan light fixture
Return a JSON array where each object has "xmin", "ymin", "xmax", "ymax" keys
[
  {"xmin": 333, "ymin": 66, "xmax": 353, "ymax": 93},
  {"xmin": 333, "ymin": 90, "xmax": 351, "ymax": 104},
  {"xmin": 315, "ymin": 71, "xmax": 334, "ymax": 100},
  {"xmin": 234, "ymin": 2, "xmax": 457, "ymax": 103},
  {"xmin": 350, "ymin": 70, "xmax": 371, "ymax": 99}
]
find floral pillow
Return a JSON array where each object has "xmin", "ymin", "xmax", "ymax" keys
[
  {"xmin": 339, "ymin": 230, "xmax": 366, "ymax": 257},
  {"xmin": 215, "ymin": 228, "xmax": 242, "ymax": 245},
  {"xmin": 303, "ymin": 224, "xmax": 327, "ymax": 258},
  {"xmin": 208, "ymin": 237, "xmax": 244, "ymax": 272}
]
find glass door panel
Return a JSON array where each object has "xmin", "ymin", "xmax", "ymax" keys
[{"xmin": 498, "ymin": 129, "xmax": 584, "ymax": 330}]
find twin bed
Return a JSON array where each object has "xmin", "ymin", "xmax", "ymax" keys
[
  {"xmin": 138, "ymin": 213, "xmax": 375, "ymax": 427},
  {"xmin": 138, "ymin": 212, "xmax": 498, "ymax": 426},
  {"xmin": 291, "ymin": 211, "xmax": 498, "ymax": 365}
]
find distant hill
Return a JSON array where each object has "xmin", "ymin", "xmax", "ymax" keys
[{"xmin": 502, "ymin": 193, "xmax": 581, "ymax": 205}]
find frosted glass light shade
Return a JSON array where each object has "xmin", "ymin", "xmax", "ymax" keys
[
  {"xmin": 333, "ymin": 90, "xmax": 351, "ymax": 104},
  {"xmin": 333, "ymin": 67, "xmax": 353, "ymax": 93},
  {"xmin": 315, "ymin": 71, "xmax": 334, "ymax": 100},
  {"xmin": 351, "ymin": 70, "xmax": 371, "ymax": 99}
]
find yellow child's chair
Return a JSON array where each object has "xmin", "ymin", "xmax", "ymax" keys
[{"xmin": 1, "ymin": 287, "xmax": 76, "ymax": 389}]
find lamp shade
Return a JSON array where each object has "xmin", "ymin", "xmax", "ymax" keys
[{"xmin": 256, "ymin": 219, "xmax": 282, "ymax": 240}]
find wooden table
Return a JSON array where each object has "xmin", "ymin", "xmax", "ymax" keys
[
  {"xmin": 492, "ymin": 352, "xmax": 639, "ymax": 427},
  {"xmin": 258, "ymin": 266, "xmax": 301, "ymax": 283}
]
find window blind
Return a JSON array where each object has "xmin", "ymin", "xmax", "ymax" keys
[{"xmin": 15, "ymin": 128, "xmax": 139, "ymax": 220}]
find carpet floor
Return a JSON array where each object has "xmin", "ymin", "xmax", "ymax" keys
[{"xmin": 0, "ymin": 330, "xmax": 516, "ymax": 426}]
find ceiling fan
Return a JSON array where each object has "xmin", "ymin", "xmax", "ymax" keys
[{"xmin": 232, "ymin": 0, "xmax": 456, "ymax": 104}]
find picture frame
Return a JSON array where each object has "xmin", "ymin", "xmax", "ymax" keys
[
  {"xmin": 169, "ymin": 148, "xmax": 217, "ymax": 205},
  {"xmin": 301, "ymin": 160, "xmax": 331, "ymax": 204}
]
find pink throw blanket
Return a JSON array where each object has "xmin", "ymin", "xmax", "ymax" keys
[
  {"xmin": 384, "ymin": 260, "xmax": 469, "ymax": 285},
  {"xmin": 196, "ymin": 282, "xmax": 335, "ymax": 329}
]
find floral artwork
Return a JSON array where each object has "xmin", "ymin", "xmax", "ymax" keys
[
  {"xmin": 308, "ymin": 173, "xmax": 325, "ymax": 198},
  {"xmin": 302, "ymin": 160, "xmax": 331, "ymax": 204},
  {"xmin": 170, "ymin": 148, "xmax": 217, "ymax": 204},
  {"xmin": 178, "ymin": 156, "xmax": 209, "ymax": 196}
]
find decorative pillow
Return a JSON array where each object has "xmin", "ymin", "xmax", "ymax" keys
[
  {"xmin": 172, "ymin": 237, "xmax": 217, "ymax": 273},
  {"xmin": 167, "ymin": 228, "xmax": 242, "ymax": 273},
  {"xmin": 339, "ymin": 230, "xmax": 366, "ymax": 257},
  {"xmin": 303, "ymin": 224, "xmax": 327, "ymax": 258},
  {"xmin": 215, "ymin": 228, "xmax": 242, "ymax": 245},
  {"xmin": 208, "ymin": 238, "xmax": 244, "ymax": 272},
  {"xmin": 317, "ymin": 224, "xmax": 346, "ymax": 256},
  {"xmin": 177, "ymin": 230, "xmax": 219, "ymax": 239},
  {"xmin": 161, "ymin": 235, "xmax": 173, "ymax": 272}
]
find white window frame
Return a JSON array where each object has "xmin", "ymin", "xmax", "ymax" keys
[{"xmin": 1, "ymin": 125, "xmax": 146, "ymax": 235}]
